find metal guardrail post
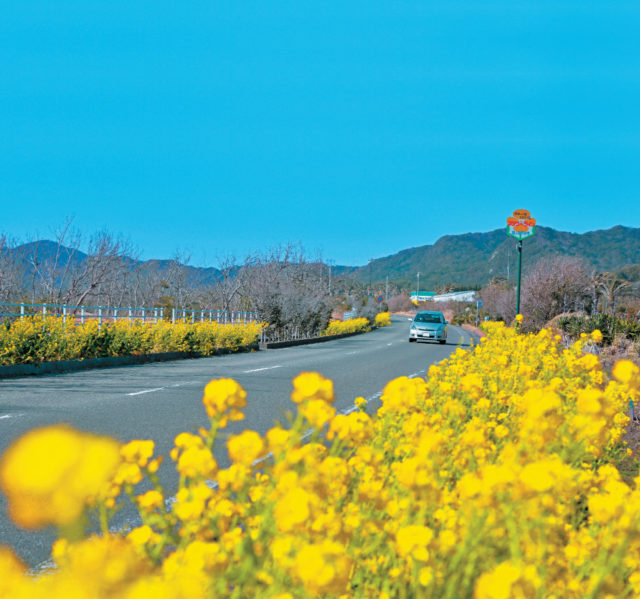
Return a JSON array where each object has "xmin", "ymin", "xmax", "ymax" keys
[
  {"xmin": 172, "ymin": 308, "xmax": 175, "ymax": 324},
  {"xmin": 129, "ymin": 307, "xmax": 132, "ymax": 324},
  {"xmin": 20, "ymin": 303, "xmax": 24, "ymax": 320},
  {"xmin": 98, "ymin": 307, "xmax": 102, "ymax": 327},
  {"xmin": 42, "ymin": 305, "xmax": 46, "ymax": 317},
  {"xmin": 63, "ymin": 306, "xmax": 67, "ymax": 325}
]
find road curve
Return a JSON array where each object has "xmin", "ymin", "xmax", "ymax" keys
[{"xmin": 0, "ymin": 316, "xmax": 477, "ymax": 566}]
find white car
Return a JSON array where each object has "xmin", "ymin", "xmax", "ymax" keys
[{"xmin": 409, "ymin": 311, "xmax": 448, "ymax": 344}]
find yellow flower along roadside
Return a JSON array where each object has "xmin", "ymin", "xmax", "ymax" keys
[
  {"xmin": 0, "ymin": 315, "xmax": 263, "ymax": 366},
  {"xmin": 374, "ymin": 312, "xmax": 391, "ymax": 327},
  {"xmin": 321, "ymin": 312, "xmax": 391, "ymax": 337},
  {"xmin": 2, "ymin": 322, "xmax": 640, "ymax": 598}
]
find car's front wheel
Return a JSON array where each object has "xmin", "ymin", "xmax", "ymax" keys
[
  {"xmin": 439, "ymin": 339, "xmax": 446, "ymax": 344},
  {"xmin": 409, "ymin": 338, "xmax": 416, "ymax": 342}
]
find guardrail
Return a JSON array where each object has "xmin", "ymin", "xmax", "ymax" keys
[
  {"xmin": 259, "ymin": 325, "xmax": 308, "ymax": 344},
  {"xmin": 170, "ymin": 308, "xmax": 257, "ymax": 324},
  {"xmin": 0, "ymin": 302, "xmax": 258, "ymax": 326}
]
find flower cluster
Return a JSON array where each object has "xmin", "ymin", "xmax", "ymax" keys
[
  {"xmin": 321, "ymin": 317, "xmax": 370, "ymax": 336},
  {"xmin": 0, "ymin": 426, "xmax": 121, "ymax": 529},
  {"xmin": 0, "ymin": 322, "xmax": 638, "ymax": 598},
  {"xmin": 0, "ymin": 315, "xmax": 263, "ymax": 365},
  {"xmin": 374, "ymin": 312, "xmax": 391, "ymax": 327}
]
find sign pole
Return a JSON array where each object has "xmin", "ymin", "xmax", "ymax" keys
[
  {"xmin": 516, "ymin": 239, "xmax": 523, "ymax": 315},
  {"xmin": 506, "ymin": 209, "xmax": 536, "ymax": 319}
]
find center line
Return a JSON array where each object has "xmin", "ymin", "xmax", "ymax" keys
[
  {"xmin": 243, "ymin": 365, "xmax": 282, "ymax": 373},
  {"xmin": 127, "ymin": 387, "xmax": 165, "ymax": 396}
]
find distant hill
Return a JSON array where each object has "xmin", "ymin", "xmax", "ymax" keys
[
  {"xmin": 350, "ymin": 225, "xmax": 640, "ymax": 289},
  {"xmin": 10, "ymin": 241, "xmax": 222, "ymax": 288},
  {"xmin": 13, "ymin": 225, "xmax": 640, "ymax": 292}
]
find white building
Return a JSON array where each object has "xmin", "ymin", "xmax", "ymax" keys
[{"xmin": 432, "ymin": 290, "xmax": 477, "ymax": 303}]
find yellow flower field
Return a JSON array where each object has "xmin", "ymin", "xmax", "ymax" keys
[
  {"xmin": 1, "ymin": 321, "xmax": 639, "ymax": 598},
  {"xmin": 0, "ymin": 316, "xmax": 262, "ymax": 365}
]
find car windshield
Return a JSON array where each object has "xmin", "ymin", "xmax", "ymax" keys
[{"xmin": 414, "ymin": 313, "xmax": 442, "ymax": 324}]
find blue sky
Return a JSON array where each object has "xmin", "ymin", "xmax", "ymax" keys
[{"xmin": 1, "ymin": 1, "xmax": 639, "ymax": 266}]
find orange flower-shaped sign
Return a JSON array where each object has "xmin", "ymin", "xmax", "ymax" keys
[{"xmin": 506, "ymin": 210, "xmax": 536, "ymax": 240}]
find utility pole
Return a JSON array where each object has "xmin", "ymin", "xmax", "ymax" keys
[
  {"xmin": 368, "ymin": 258, "xmax": 373, "ymax": 299},
  {"xmin": 385, "ymin": 275, "xmax": 389, "ymax": 301},
  {"xmin": 328, "ymin": 261, "xmax": 332, "ymax": 296},
  {"xmin": 416, "ymin": 272, "xmax": 420, "ymax": 299}
]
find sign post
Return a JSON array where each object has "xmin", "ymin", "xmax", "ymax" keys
[
  {"xmin": 475, "ymin": 299, "xmax": 483, "ymax": 328},
  {"xmin": 506, "ymin": 209, "xmax": 536, "ymax": 316}
]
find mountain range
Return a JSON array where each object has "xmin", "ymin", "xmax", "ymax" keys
[
  {"xmin": 348, "ymin": 225, "xmax": 640, "ymax": 289},
  {"xmin": 11, "ymin": 225, "xmax": 640, "ymax": 291}
]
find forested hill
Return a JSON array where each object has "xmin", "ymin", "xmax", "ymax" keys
[
  {"xmin": 11, "ymin": 225, "xmax": 640, "ymax": 293},
  {"xmin": 353, "ymin": 225, "xmax": 640, "ymax": 289}
]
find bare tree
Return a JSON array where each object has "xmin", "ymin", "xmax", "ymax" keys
[
  {"xmin": 479, "ymin": 277, "xmax": 516, "ymax": 323},
  {"xmin": 204, "ymin": 254, "xmax": 245, "ymax": 312},
  {"xmin": 387, "ymin": 294, "xmax": 414, "ymax": 312},
  {"xmin": 520, "ymin": 256, "xmax": 591, "ymax": 330},
  {"xmin": 239, "ymin": 244, "xmax": 332, "ymax": 338},
  {"xmin": 25, "ymin": 220, "xmax": 134, "ymax": 307},
  {"xmin": 0, "ymin": 235, "xmax": 25, "ymax": 302}
]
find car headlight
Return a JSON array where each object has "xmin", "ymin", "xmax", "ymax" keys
[{"xmin": 410, "ymin": 325, "xmax": 416, "ymax": 331}]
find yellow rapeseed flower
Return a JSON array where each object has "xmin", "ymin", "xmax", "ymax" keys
[
  {"xmin": 0, "ymin": 425, "xmax": 120, "ymax": 528},
  {"xmin": 274, "ymin": 487, "xmax": 312, "ymax": 532},
  {"xmin": 613, "ymin": 360, "xmax": 640, "ymax": 389},
  {"xmin": 291, "ymin": 371, "xmax": 334, "ymax": 404},
  {"xmin": 227, "ymin": 430, "xmax": 266, "ymax": 466},
  {"xmin": 202, "ymin": 378, "xmax": 247, "ymax": 418}
]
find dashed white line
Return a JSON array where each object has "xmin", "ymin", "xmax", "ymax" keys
[
  {"xmin": 0, "ymin": 414, "xmax": 13, "ymax": 420},
  {"xmin": 243, "ymin": 365, "xmax": 282, "ymax": 373},
  {"xmin": 387, "ymin": 343, "xmax": 393, "ymax": 346},
  {"xmin": 127, "ymin": 387, "xmax": 165, "ymax": 396}
]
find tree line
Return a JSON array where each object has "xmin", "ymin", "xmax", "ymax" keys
[{"xmin": 0, "ymin": 224, "xmax": 387, "ymax": 339}]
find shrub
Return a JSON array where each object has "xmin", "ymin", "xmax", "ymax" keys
[
  {"xmin": 321, "ymin": 317, "xmax": 370, "ymax": 336},
  {"xmin": 557, "ymin": 313, "xmax": 640, "ymax": 345},
  {"xmin": 374, "ymin": 312, "xmax": 391, "ymax": 327},
  {"xmin": 0, "ymin": 317, "xmax": 262, "ymax": 365}
]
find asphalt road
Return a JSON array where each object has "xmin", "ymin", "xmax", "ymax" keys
[{"xmin": 0, "ymin": 316, "xmax": 477, "ymax": 566}]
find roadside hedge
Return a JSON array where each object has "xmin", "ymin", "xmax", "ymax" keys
[
  {"xmin": 0, "ymin": 316, "xmax": 262, "ymax": 366},
  {"xmin": 321, "ymin": 317, "xmax": 371, "ymax": 336}
]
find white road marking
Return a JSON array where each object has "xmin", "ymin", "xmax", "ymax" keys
[
  {"xmin": 387, "ymin": 343, "xmax": 393, "ymax": 346},
  {"xmin": 243, "ymin": 365, "xmax": 282, "ymax": 373},
  {"xmin": 127, "ymin": 387, "xmax": 165, "ymax": 396},
  {"xmin": 408, "ymin": 370, "xmax": 426, "ymax": 379},
  {"xmin": 345, "ymin": 351, "xmax": 359, "ymax": 355},
  {"xmin": 0, "ymin": 414, "xmax": 13, "ymax": 420},
  {"xmin": 342, "ymin": 390, "xmax": 383, "ymax": 415}
]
